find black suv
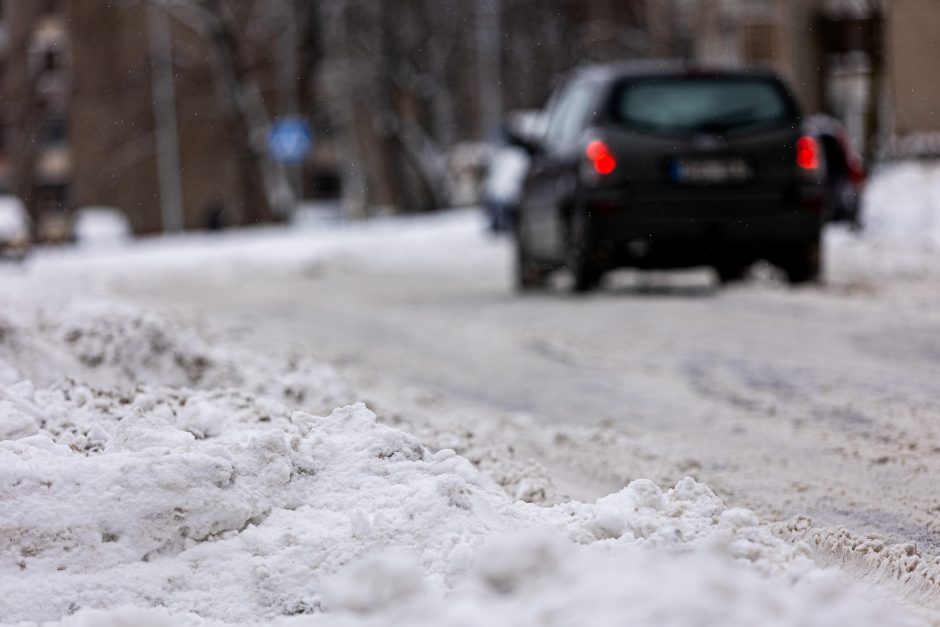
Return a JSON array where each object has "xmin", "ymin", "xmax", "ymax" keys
[{"xmin": 512, "ymin": 63, "xmax": 826, "ymax": 291}]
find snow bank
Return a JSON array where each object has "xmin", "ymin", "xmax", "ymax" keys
[
  {"xmin": 0, "ymin": 195, "xmax": 29, "ymax": 240},
  {"xmin": 0, "ymin": 303, "xmax": 919, "ymax": 626},
  {"xmin": 0, "ymin": 303, "xmax": 348, "ymax": 432},
  {"xmin": 862, "ymin": 160, "xmax": 940, "ymax": 246},
  {"xmin": 8, "ymin": 208, "xmax": 504, "ymax": 291},
  {"xmin": 825, "ymin": 160, "xmax": 940, "ymax": 285},
  {"xmin": 0, "ymin": 400, "xmax": 913, "ymax": 626},
  {"xmin": 48, "ymin": 543, "xmax": 914, "ymax": 627},
  {"xmin": 70, "ymin": 207, "xmax": 132, "ymax": 247}
]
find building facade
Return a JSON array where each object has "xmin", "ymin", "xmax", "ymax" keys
[
  {"xmin": 690, "ymin": 0, "xmax": 940, "ymax": 160},
  {"xmin": 0, "ymin": 0, "xmax": 290, "ymax": 236},
  {"xmin": 2, "ymin": 0, "xmax": 939, "ymax": 236}
]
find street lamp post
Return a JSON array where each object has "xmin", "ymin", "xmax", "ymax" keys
[{"xmin": 147, "ymin": 0, "xmax": 185, "ymax": 232}]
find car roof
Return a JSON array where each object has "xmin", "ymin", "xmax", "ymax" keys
[{"xmin": 568, "ymin": 60, "xmax": 784, "ymax": 84}]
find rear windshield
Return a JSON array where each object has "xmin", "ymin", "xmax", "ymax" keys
[{"xmin": 611, "ymin": 77, "xmax": 795, "ymax": 136}]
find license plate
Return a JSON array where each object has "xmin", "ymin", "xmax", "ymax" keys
[{"xmin": 669, "ymin": 158, "xmax": 753, "ymax": 184}]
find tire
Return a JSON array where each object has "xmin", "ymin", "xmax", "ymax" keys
[
  {"xmin": 849, "ymin": 212, "xmax": 864, "ymax": 233},
  {"xmin": 784, "ymin": 239, "xmax": 822, "ymax": 285},
  {"xmin": 565, "ymin": 210, "xmax": 603, "ymax": 293},
  {"xmin": 715, "ymin": 259, "xmax": 750, "ymax": 285}
]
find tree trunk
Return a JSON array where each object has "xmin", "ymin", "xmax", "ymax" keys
[{"xmin": 174, "ymin": 0, "xmax": 294, "ymax": 222}]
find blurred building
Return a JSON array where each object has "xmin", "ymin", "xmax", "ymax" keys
[
  {"xmin": 882, "ymin": 0, "xmax": 940, "ymax": 157},
  {"xmin": 2, "ymin": 0, "xmax": 939, "ymax": 235},
  {"xmin": 1, "ymin": 0, "xmax": 692, "ymax": 226},
  {"xmin": 65, "ymin": 0, "xmax": 272, "ymax": 233},
  {"xmin": 0, "ymin": 0, "xmax": 72, "ymax": 240},
  {"xmin": 690, "ymin": 0, "xmax": 940, "ymax": 161},
  {"xmin": 0, "ymin": 0, "xmax": 297, "ymax": 236}
]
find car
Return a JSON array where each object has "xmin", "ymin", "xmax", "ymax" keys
[
  {"xmin": 481, "ymin": 144, "xmax": 530, "ymax": 233},
  {"xmin": 804, "ymin": 114, "xmax": 865, "ymax": 228},
  {"xmin": 511, "ymin": 62, "xmax": 828, "ymax": 291},
  {"xmin": 0, "ymin": 195, "xmax": 31, "ymax": 261},
  {"xmin": 481, "ymin": 111, "xmax": 544, "ymax": 233}
]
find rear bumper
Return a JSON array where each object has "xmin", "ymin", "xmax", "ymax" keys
[{"xmin": 586, "ymin": 195, "xmax": 822, "ymax": 268}]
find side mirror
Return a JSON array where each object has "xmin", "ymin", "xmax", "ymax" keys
[{"xmin": 503, "ymin": 126, "xmax": 542, "ymax": 157}]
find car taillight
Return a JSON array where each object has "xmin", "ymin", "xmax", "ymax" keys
[
  {"xmin": 586, "ymin": 140, "xmax": 616, "ymax": 175},
  {"xmin": 796, "ymin": 136, "xmax": 820, "ymax": 170}
]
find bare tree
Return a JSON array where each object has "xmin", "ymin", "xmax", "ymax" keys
[
  {"xmin": 168, "ymin": 0, "xmax": 294, "ymax": 221},
  {"xmin": 49, "ymin": 0, "xmax": 673, "ymax": 229}
]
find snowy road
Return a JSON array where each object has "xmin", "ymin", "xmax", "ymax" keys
[
  {"xmin": 4, "ymin": 163, "xmax": 940, "ymax": 622},
  {"xmin": 111, "ymin": 210, "xmax": 940, "ymax": 564}
]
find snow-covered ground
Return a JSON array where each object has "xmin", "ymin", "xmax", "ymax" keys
[
  {"xmin": 0, "ymin": 293, "xmax": 920, "ymax": 627},
  {"xmin": 2, "ymin": 161, "xmax": 940, "ymax": 625}
]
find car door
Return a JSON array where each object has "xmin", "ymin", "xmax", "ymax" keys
[{"xmin": 521, "ymin": 77, "xmax": 598, "ymax": 259}]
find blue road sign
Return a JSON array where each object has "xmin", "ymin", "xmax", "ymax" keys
[{"xmin": 268, "ymin": 117, "xmax": 313, "ymax": 164}]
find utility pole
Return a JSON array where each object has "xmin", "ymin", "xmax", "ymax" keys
[
  {"xmin": 476, "ymin": 0, "xmax": 502, "ymax": 142},
  {"xmin": 332, "ymin": 0, "xmax": 368, "ymax": 218},
  {"xmin": 276, "ymin": 1, "xmax": 304, "ymax": 201},
  {"xmin": 147, "ymin": 0, "xmax": 185, "ymax": 232}
]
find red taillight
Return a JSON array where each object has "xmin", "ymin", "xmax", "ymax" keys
[
  {"xmin": 796, "ymin": 136, "xmax": 820, "ymax": 170},
  {"xmin": 586, "ymin": 140, "xmax": 616, "ymax": 175}
]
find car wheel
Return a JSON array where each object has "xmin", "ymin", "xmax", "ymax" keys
[
  {"xmin": 565, "ymin": 210, "xmax": 603, "ymax": 293},
  {"xmin": 849, "ymin": 212, "xmax": 864, "ymax": 233},
  {"xmin": 715, "ymin": 259, "xmax": 750, "ymax": 284},
  {"xmin": 784, "ymin": 240, "xmax": 822, "ymax": 285}
]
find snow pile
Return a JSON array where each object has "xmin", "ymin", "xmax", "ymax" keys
[
  {"xmin": 303, "ymin": 536, "xmax": 911, "ymax": 627},
  {"xmin": 0, "ymin": 303, "xmax": 348, "ymax": 424},
  {"xmin": 71, "ymin": 207, "xmax": 132, "ymax": 247},
  {"xmin": 0, "ymin": 195, "xmax": 29, "ymax": 240},
  {"xmin": 0, "ymin": 401, "xmax": 914, "ymax": 626},
  {"xmin": 0, "ymin": 304, "xmax": 918, "ymax": 625},
  {"xmin": 826, "ymin": 160, "xmax": 940, "ymax": 285},
  {"xmin": 862, "ymin": 161, "xmax": 940, "ymax": 246},
  {"xmin": 0, "ymin": 305, "xmax": 230, "ymax": 390},
  {"xmin": 3, "ymin": 404, "xmax": 459, "ymax": 622}
]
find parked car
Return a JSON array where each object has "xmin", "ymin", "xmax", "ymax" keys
[
  {"xmin": 511, "ymin": 62, "xmax": 828, "ymax": 291},
  {"xmin": 481, "ymin": 144, "xmax": 530, "ymax": 233},
  {"xmin": 804, "ymin": 114, "xmax": 866, "ymax": 228},
  {"xmin": 0, "ymin": 195, "xmax": 31, "ymax": 261},
  {"xmin": 482, "ymin": 111, "xmax": 545, "ymax": 232}
]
